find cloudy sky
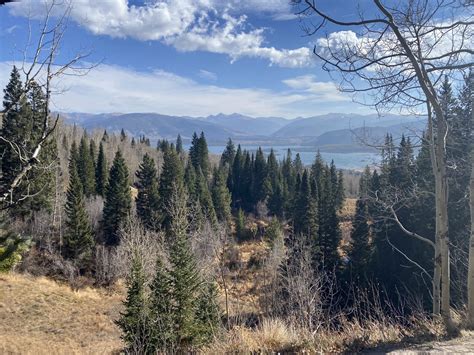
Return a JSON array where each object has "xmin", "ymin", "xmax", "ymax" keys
[{"xmin": 0, "ymin": 0, "xmax": 374, "ymax": 118}]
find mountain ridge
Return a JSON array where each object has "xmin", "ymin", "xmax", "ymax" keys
[{"xmin": 61, "ymin": 111, "xmax": 426, "ymax": 152}]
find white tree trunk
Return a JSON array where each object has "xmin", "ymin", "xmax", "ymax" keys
[{"xmin": 468, "ymin": 151, "xmax": 474, "ymax": 327}]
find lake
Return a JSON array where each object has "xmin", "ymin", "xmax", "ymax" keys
[{"xmin": 206, "ymin": 145, "xmax": 380, "ymax": 170}]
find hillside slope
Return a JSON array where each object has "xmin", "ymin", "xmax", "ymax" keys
[{"xmin": 0, "ymin": 273, "xmax": 123, "ymax": 354}]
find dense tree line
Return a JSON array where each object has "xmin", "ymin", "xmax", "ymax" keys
[{"xmin": 347, "ymin": 75, "xmax": 473, "ymax": 309}]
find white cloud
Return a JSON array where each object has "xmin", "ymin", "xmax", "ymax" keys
[
  {"xmin": 283, "ymin": 75, "xmax": 351, "ymax": 102},
  {"xmin": 198, "ymin": 69, "xmax": 217, "ymax": 81},
  {"xmin": 0, "ymin": 62, "xmax": 357, "ymax": 117},
  {"xmin": 7, "ymin": 0, "xmax": 313, "ymax": 68}
]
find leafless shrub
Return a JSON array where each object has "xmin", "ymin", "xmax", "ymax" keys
[
  {"xmin": 115, "ymin": 215, "xmax": 165, "ymax": 281},
  {"xmin": 85, "ymin": 196, "xmax": 104, "ymax": 232}
]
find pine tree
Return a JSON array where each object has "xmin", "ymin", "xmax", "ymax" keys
[
  {"xmin": 293, "ymin": 171, "xmax": 318, "ymax": 235},
  {"xmin": 229, "ymin": 145, "xmax": 243, "ymax": 208},
  {"xmin": 220, "ymin": 138, "xmax": 236, "ymax": 167},
  {"xmin": 176, "ymin": 134, "xmax": 184, "ymax": 155},
  {"xmin": 194, "ymin": 169, "xmax": 217, "ymax": 226},
  {"xmin": 184, "ymin": 162, "xmax": 197, "ymax": 198},
  {"xmin": 235, "ymin": 208, "xmax": 247, "ymax": 242},
  {"xmin": 189, "ymin": 132, "xmax": 210, "ymax": 179},
  {"xmin": 135, "ymin": 154, "xmax": 160, "ymax": 230},
  {"xmin": 95, "ymin": 142, "xmax": 108, "ymax": 196},
  {"xmin": 89, "ymin": 139, "xmax": 97, "ymax": 172},
  {"xmin": 149, "ymin": 257, "xmax": 175, "ymax": 351},
  {"xmin": 116, "ymin": 253, "xmax": 150, "ymax": 353},
  {"xmin": 102, "ymin": 150, "xmax": 132, "ymax": 246},
  {"xmin": 167, "ymin": 186, "xmax": 202, "ymax": 347},
  {"xmin": 0, "ymin": 67, "xmax": 27, "ymax": 194},
  {"xmin": 348, "ymin": 198, "xmax": 372, "ymax": 281},
  {"xmin": 253, "ymin": 147, "xmax": 267, "ymax": 204},
  {"xmin": 158, "ymin": 148, "xmax": 184, "ymax": 230},
  {"xmin": 77, "ymin": 135, "xmax": 96, "ymax": 197},
  {"xmin": 194, "ymin": 282, "xmax": 221, "ymax": 345},
  {"xmin": 211, "ymin": 167, "xmax": 232, "ymax": 224},
  {"xmin": 64, "ymin": 148, "xmax": 94, "ymax": 265},
  {"xmin": 12, "ymin": 80, "xmax": 57, "ymax": 217},
  {"xmin": 1, "ymin": 69, "xmax": 58, "ymax": 217},
  {"xmin": 316, "ymin": 168, "xmax": 341, "ymax": 272}
]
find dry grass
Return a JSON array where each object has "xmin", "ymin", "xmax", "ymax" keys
[
  {"xmin": 0, "ymin": 272, "xmax": 459, "ymax": 354},
  {"xmin": 0, "ymin": 273, "xmax": 124, "ymax": 354},
  {"xmin": 206, "ymin": 315, "xmax": 446, "ymax": 353}
]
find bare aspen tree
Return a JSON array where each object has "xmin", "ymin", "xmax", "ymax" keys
[
  {"xmin": 469, "ymin": 148, "xmax": 474, "ymax": 326},
  {"xmin": 293, "ymin": 0, "xmax": 473, "ymax": 329},
  {"xmin": 0, "ymin": 0, "xmax": 96, "ymax": 208}
]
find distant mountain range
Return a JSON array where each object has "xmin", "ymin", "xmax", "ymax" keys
[{"xmin": 62, "ymin": 112, "xmax": 426, "ymax": 153}]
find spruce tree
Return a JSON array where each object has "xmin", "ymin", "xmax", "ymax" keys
[
  {"xmin": 211, "ymin": 167, "xmax": 232, "ymax": 224},
  {"xmin": 102, "ymin": 150, "xmax": 132, "ymax": 246},
  {"xmin": 149, "ymin": 257, "xmax": 175, "ymax": 351},
  {"xmin": 316, "ymin": 168, "xmax": 341, "ymax": 272},
  {"xmin": 167, "ymin": 186, "xmax": 202, "ymax": 347},
  {"xmin": 135, "ymin": 154, "xmax": 160, "ymax": 230},
  {"xmin": 253, "ymin": 147, "xmax": 267, "ymax": 204},
  {"xmin": 0, "ymin": 66, "xmax": 27, "ymax": 194},
  {"xmin": 89, "ymin": 139, "xmax": 97, "ymax": 172},
  {"xmin": 95, "ymin": 142, "xmax": 108, "ymax": 196},
  {"xmin": 77, "ymin": 135, "xmax": 96, "ymax": 197},
  {"xmin": 116, "ymin": 253, "xmax": 150, "ymax": 353},
  {"xmin": 13, "ymin": 80, "xmax": 57, "ymax": 217},
  {"xmin": 158, "ymin": 148, "xmax": 184, "ymax": 230},
  {"xmin": 1, "ymin": 69, "xmax": 58, "ymax": 217},
  {"xmin": 235, "ymin": 208, "xmax": 247, "ymax": 242},
  {"xmin": 189, "ymin": 132, "xmax": 210, "ymax": 179},
  {"xmin": 176, "ymin": 134, "xmax": 184, "ymax": 155},
  {"xmin": 348, "ymin": 198, "xmax": 372, "ymax": 281},
  {"xmin": 229, "ymin": 145, "xmax": 243, "ymax": 207},
  {"xmin": 194, "ymin": 282, "xmax": 221, "ymax": 345},
  {"xmin": 220, "ymin": 138, "xmax": 236, "ymax": 167},
  {"xmin": 63, "ymin": 148, "xmax": 94, "ymax": 265},
  {"xmin": 293, "ymin": 171, "xmax": 318, "ymax": 237},
  {"xmin": 194, "ymin": 169, "xmax": 217, "ymax": 226}
]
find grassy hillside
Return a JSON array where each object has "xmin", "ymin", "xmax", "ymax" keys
[{"xmin": 0, "ymin": 273, "xmax": 124, "ymax": 354}]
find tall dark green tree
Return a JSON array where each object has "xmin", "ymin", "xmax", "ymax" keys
[
  {"xmin": 95, "ymin": 142, "xmax": 108, "ymax": 197},
  {"xmin": 253, "ymin": 147, "xmax": 267, "ymax": 204},
  {"xmin": 220, "ymin": 138, "xmax": 235, "ymax": 167},
  {"xmin": 211, "ymin": 167, "xmax": 232, "ymax": 224},
  {"xmin": 135, "ymin": 154, "xmax": 160, "ymax": 230},
  {"xmin": 348, "ymin": 198, "xmax": 372, "ymax": 281},
  {"xmin": 77, "ymin": 135, "xmax": 96, "ymax": 197},
  {"xmin": 176, "ymin": 134, "xmax": 184, "ymax": 155},
  {"xmin": 15, "ymin": 80, "xmax": 57, "ymax": 217},
  {"xmin": 102, "ymin": 150, "xmax": 132, "ymax": 246},
  {"xmin": 194, "ymin": 169, "xmax": 217, "ymax": 226},
  {"xmin": 1, "ymin": 70, "xmax": 57, "ymax": 217},
  {"xmin": 189, "ymin": 132, "xmax": 210, "ymax": 179},
  {"xmin": 167, "ymin": 186, "xmax": 202, "ymax": 347},
  {"xmin": 158, "ymin": 148, "xmax": 184, "ymax": 229},
  {"xmin": 116, "ymin": 253, "xmax": 150, "ymax": 353},
  {"xmin": 0, "ymin": 67, "xmax": 27, "ymax": 194},
  {"xmin": 63, "ymin": 147, "xmax": 94, "ymax": 265},
  {"xmin": 149, "ymin": 257, "xmax": 175, "ymax": 351}
]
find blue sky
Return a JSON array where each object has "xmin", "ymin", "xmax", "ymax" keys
[{"xmin": 0, "ymin": 0, "xmax": 375, "ymax": 118}]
